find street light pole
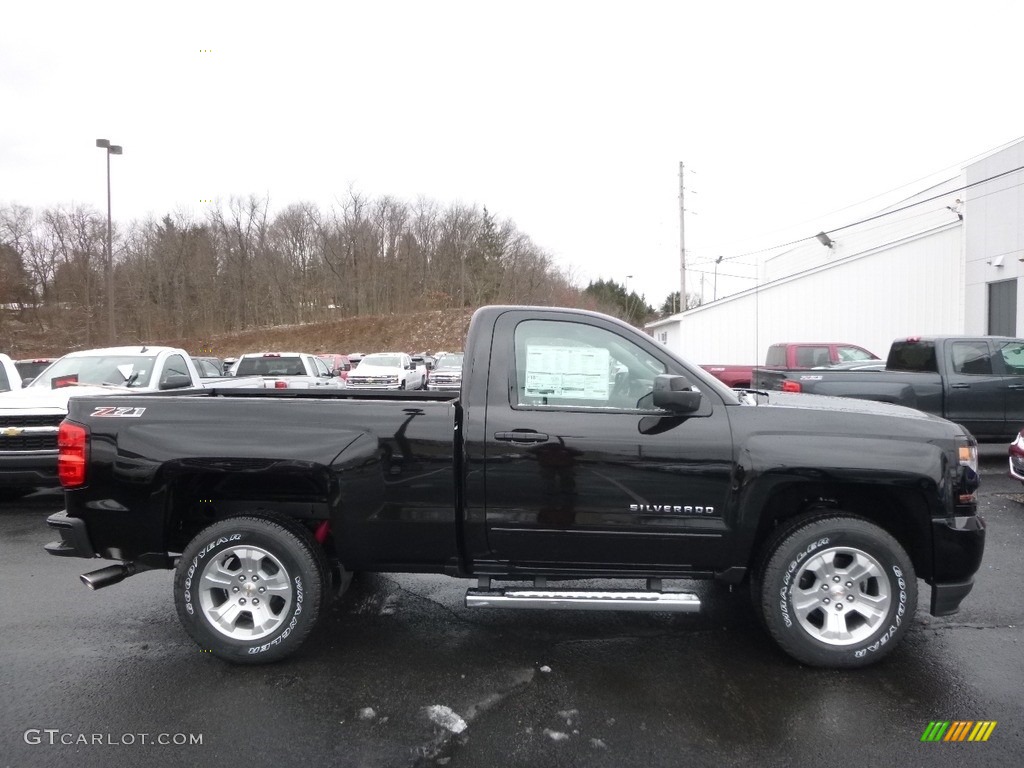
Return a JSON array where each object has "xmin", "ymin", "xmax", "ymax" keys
[
  {"xmin": 713, "ymin": 256, "xmax": 723, "ymax": 301},
  {"xmin": 96, "ymin": 139, "xmax": 122, "ymax": 344}
]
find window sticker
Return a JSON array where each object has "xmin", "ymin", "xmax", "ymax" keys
[{"xmin": 524, "ymin": 345, "xmax": 610, "ymax": 401}]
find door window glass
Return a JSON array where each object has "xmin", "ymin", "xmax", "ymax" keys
[
  {"xmin": 795, "ymin": 346, "xmax": 830, "ymax": 367},
  {"xmin": 998, "ymin": 341, "xmax": 1024, "ymax": 376},
  {"xmin": 951, "ymin": 341, "xmax": 993, "ymax": 375},
  {"xmin": 513, "ymin": 320, "xmax": 667, "ymax": 410}
]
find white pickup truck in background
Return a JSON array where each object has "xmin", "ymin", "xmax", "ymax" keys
[
  {"xmin": 0, "ymin": 345, "xmax": 263, "ymax": 499},
  {"xmin": 231, "ymin": 352, "xmax": 346, "ymax": 389},
  {"xmin": 346, "ymin": 352, "xmax": 426, "ymax": 390}
]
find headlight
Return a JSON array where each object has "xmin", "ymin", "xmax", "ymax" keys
[
  {"xmin": 957, "ymin": 436, "xmax": 978, "ymax": 474},
  {"xmin": 956, "ymin": 434, "xmax": 979, "ymax": 504}
]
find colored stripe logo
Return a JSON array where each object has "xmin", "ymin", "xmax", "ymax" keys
[{"xmin": 921, "ymin": 721, "xmax": 997, "ymax": 742}]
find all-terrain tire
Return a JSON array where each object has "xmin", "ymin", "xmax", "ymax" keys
[
  {"xmin": 173, "ymin": 516, "xmax": 326, "ymax": 664},
  {"xmin": 754, "ymin": 514, "xmax": 917, "ymax": 668}
]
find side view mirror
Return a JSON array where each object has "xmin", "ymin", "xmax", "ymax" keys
[
  {"xmin": 159, "ymin": 373, "xmax": 193, "ymax": 390},
  {"xmin": 652, "ymin": 374, "xmax": 702, "ymax": 413}
]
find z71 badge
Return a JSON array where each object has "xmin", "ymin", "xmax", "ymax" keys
[{"xmin": 91, "ymin": 406, "xmax": 147, "ymax": 418}]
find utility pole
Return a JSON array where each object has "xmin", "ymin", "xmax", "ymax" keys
[{"xmin": 679, "ymin": 161, "xmax": 686, "ymax": 312}]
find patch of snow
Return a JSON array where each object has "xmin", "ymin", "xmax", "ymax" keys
[
  {"xmin": 556, "ymin": 708, "xmax": 579, "ymax": 725},
  {"xmin": 590, "ymin": 738, "xmax": 608, "ymax": 750},
  {"xmin": 357, "ymin": 707, "xmax": 376, "ymax": 720},
  {"xmin": 426, "ymin": 705, "xmax": 468, "ymax": 734},
  {"xmin": 543, "ymin": 729, "xmax": 570, "ymax": 742},
  {"xmin": 539, "ymin": 665, "xmax": 552, "ymax": 673}
]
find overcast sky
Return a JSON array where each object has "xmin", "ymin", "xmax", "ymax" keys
[{"xmin": 3, "ymin": 1, "xmax": 1023, "ymax": 306}]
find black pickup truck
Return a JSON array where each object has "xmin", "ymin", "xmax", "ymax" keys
[
  {"xmin": 45, "ymin": 306, "xmax": 984, "ymax": 668},
  {"xmin": 752, "ymin": 335, "xmax": 1024, "ymax": 442}
]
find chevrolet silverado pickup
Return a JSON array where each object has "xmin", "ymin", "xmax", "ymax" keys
[
  {"xmin": 752, "ymin": 335, "xmax": 1024, "ymax": 442},
  {"xmin": 346, "ymin": 352, "xmax": 425, "ymax": 390},
  {"xmin": 0, "ymin": 346, "xmax": 261, "ymax": 499},
  {"xmin": 45, "ymin": 306, "xmax": 984, "ymax": 668}
]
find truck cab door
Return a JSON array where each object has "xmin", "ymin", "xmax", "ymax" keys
[
  {"xmin": 996, "ymin": 340, "xmax": 1024, "ymax": 439},
  {"xmin": 944, "ymin": 340, "xmax": 1006, "ymax": 439},
  {"xmin": 474, "ymin": 310, "xmax": 736, "ymax": 573}
]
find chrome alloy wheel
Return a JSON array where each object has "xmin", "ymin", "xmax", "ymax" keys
[
  {"xmin": 197, "ymin": 545, "xmax": 293, "ymax": 640},
  {"xmin": 791, "ymin": 546, "xmax": 891, "ymax": 646}
]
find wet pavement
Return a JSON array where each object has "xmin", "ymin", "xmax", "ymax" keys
[{"xmin": 1, "ymin": 451, "xmax": 1021, "ymax": 767}]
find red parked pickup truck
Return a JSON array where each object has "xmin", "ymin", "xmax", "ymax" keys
[{"xmin": 702, "ymin": 342, "xmax": 879, "ymax": 388}]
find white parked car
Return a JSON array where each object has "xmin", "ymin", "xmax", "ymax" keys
[{"xmin": 346, "ymin": 352, "xmax": 425, "ymax": 390}]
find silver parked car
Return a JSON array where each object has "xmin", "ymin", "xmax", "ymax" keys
[{"xmin": 426, "ymin": 352, "xmax": 463, "ymax": 391}]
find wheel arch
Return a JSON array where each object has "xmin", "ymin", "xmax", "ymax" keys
[
  {"xmin": 745, "ymin": 479, "xmax": 933, "ymax": 584},
  {"xmin": 161, "ymin": 462, "xmax": 334, "ymax": 560}
]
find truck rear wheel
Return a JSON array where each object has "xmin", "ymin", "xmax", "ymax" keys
[
  {"xmin": 173, "ymin": 516, "xmax": 326, "ymax": 664},
  {"xmin": 754, "ymin": 515, "xmax": 917, "ymax": 668}
]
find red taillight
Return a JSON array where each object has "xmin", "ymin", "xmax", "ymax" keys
[
  {"xmin": 781, "ymin": 380, "xmax": 802, "ymax": 393},
  {"xmin": 58, "ymin": 421, "xmax": 89, "ymax": 488},
  {"xmin": 274, "ymin": 380, "xmax": 288, "ymax": 389}
]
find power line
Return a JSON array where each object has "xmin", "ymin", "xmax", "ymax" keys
[{"xmin": 720, "ymin": 162, "xmax": 1024, "ymax": 263}]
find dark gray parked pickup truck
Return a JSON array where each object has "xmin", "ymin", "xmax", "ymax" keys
[{"xmin": 752, "ymin": 336, "xmax": 1024, "ymax": 442}]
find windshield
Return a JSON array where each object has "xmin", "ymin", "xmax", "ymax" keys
[
  {"xmin": 28, "ymin": 355, "xmax": 157, "ymax": 389},
  {"xmin": 361, "ymin": 354, "xmax": 401, "ymax": 367},
  {"xmin": 436, "ymin": 354, "xmax": 464, "ymax": 368}
]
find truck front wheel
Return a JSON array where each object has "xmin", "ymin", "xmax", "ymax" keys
[
  {"xmin": 754, "ymin": 515, "xmax": 917, "ymax": 668},
  {"xmin": 173, "ymin": 516, "xmax": 326, "ymax": 664}
]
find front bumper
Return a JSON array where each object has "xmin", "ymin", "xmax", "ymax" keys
[
  {"xmin": 930, "ymin": 579, "xmax": 976, "ymax": 616},
  {"xmin": 0, "ymin": 452, "xmax": 59, "ymax": 489},
  {"xmin": 928, "ymin": 514, "xmax": 985, "ymax": 616},
  {"xmin": 44, "ymin": 511, "xmax": 96, "ymax": 559},
  {"xmin": 1009, "ymin": 451, "xmax": 1024, "ymax": 482}
]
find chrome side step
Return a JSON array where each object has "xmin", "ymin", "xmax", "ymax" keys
[{"xmin": 465, "ymin": 587, "xmax": 701, "ymax": 613}]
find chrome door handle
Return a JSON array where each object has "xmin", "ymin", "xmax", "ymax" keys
[{"xmin": 495, "ymin": 431, "xmax": 549, "ymax": 444}]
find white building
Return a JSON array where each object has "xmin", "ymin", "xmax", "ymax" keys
[{"xmin": 647, "ymin": 138, "xmax": 1024, "ymax": 366}]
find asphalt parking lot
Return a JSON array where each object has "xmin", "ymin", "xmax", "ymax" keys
[{"xmin": 1, "ymin": 449, "xmax": 1021, "ymax": 768}]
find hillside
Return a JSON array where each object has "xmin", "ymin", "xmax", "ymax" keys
[
  {"xmin": 3, "ymin": 308, "xmax": 477, "ymax": 360},
  {"xmin": 156, "ymin": 308, "xmax": 478, "ymax": 359}
]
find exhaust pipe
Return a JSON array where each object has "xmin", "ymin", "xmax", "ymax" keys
[{"xmin": 80, "ymin": 563, "xmax": 136, "ymax": 590}]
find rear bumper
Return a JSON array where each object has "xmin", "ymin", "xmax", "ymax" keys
[
  {"xmin": 44, "ymin": 511, "xmax": 96, "ymax": 559},
  {"xmin": 928, "ymin": 514, "xmax": 985, "ymax": 616}
]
